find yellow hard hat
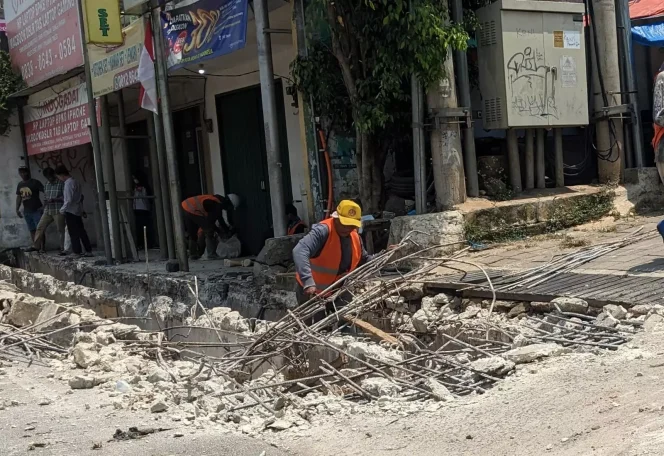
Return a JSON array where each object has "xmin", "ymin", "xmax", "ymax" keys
[{"xmin": 335, "ymin": 200, "xmax": 362, "ymax": 227}]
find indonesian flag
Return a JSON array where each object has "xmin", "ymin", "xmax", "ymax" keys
[{"xmin": 138, "ymin": 20, "xmax": 158, "ymax": 114}]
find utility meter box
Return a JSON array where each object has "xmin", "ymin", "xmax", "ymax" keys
[{"xmin": 476, "ymin": 0, "xmax": 588, "ymax": 129}]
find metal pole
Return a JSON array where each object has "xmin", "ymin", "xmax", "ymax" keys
[
  {"xmin": 151, "ymin": 2, "xmax": 189, "ymax": 271},
  {"xmin": 152, "ymin": 110, "xmax": 175, "ymax": 260},
  {"xmin": 525, "ymin": 129, "xmax": 535, "ymax": 189},
  {"xmin": 536, "ymin": 129, "xmax": 546, "ymax": 189},
  {"xmin": 77, "ymin": 0, "xmax": 112, "ymax": 264},
  {"xmin": 411, "ymin": 76, "xmax": 426, "ymax": 214},
  {"xmin": 617, "ymin": 0, "xmax": 644, "ymax": 168},
  {"xmin": 255, "ymin": 0, "xmax": 287, "ymax": 236},
  {"xmin": 116, "ymin": 90, "xmax": 135, "ymax": 238},
  {"xmin": 100, "ymin": 95, "xmax": 123, "ymax": 261},
  {"xmin": 450, "ymin": 0, "xmax": 478, "ymax": 198},
  {"xmin": 147, "ymin": 114, "xmax": 168, "ymax": 259},
  {"xmin": 506, "ymin": 129, "xmax": 522, "ymax": 193},
  {"xmin": 554, "ymin": 128, "xmax": 565, "ymax": 187}
]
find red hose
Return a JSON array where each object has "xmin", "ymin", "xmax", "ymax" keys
[{"xmin": 317, "ymin": 128, "xmax": 334, "ymax": 217}]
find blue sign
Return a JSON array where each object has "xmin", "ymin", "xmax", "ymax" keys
[{"xmin": 161, "ymin": 0, "xmax": 248, "ymax": 70}]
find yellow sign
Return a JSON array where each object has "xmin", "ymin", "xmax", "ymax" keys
[
  {"xmin": 88, "ymin": 19, "xmax": 145, "ymax": 97},
  {"xmin": 553, "ymin": 31, "xmax": 563, "ymax": 48},
  {"xmin": 84, "ymin": 0, "xmax": 124, "ymax": 45}
]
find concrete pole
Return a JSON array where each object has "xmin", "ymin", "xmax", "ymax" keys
[
  {"xmin": 146, "ymin": 114, "xmax": 168, "ymax": 259},
  {"xmin": 255, "ymin": 0, "xmax": 287, "ymax": 236},
  {"xmin": 590, "ymin": 0, "xmax": 624, "ymax": 183},
  {"xmin": 77, "ymin": 0, "xmax": 112, "ymax": 264},
  {"xmin": 536, "ymin": 129, "xmax": 546, "ymax": 189},
  {"xmin": 616, "ymin": 0, "xmax": 644, "ymax": 168},
  {"xmin": 152, "ymin": 110, "xmax": 176, "ymax": 260},
  {"xmin": 116, "ymin": 91, "xmax": 135, "ymax": 240},
  {"xmin": 524, "ymin": 129, "xmax": 535, "ymax": 190},
  {"xmin": 450, "ymin": 0, "xmax": 478, "ymax": 198},
  {"xmin": 151, "ymin": 2, "xmax": 189, "ymax": 271},
  {"xmin": 427, "ymin": 0, "xmax": 466, "ymax": 211},
  {"xmin": 100, "ymin": 95, "xmax": 123, "ymax": 261},
  {"xmin": 506, "ymin": 129, "xmax": 522, "ymax": 193},
  {"xmin": 411, "ymin": 76, "xmax": 426, "ymax": 213},
  {"xmin": 554, "ymin": 128, "xmax": 565, "ymax": 187}
]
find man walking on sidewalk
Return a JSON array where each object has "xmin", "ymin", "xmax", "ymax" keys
[
  {"xmin": 27, "ymin": 167, "xmax": 65, "ymax": 253},
  {"xmin": 16, "ymin": 165, "xmax": 44, "ymax": 242},
  {"xmin": 55, "ymin": 165, "xmax": 92, "ymax": 257}
]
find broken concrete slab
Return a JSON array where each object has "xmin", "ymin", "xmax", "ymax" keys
[
  {"xmin": 595, "ymin": 312, "xmax": 619, "ymax": 328},
  {"xmin": 603, "ymin": 304, "xmax": 627, "ymax": 320},
  {"xmin": 530, "ymin": 302, "xmax": 552, "ymax": 313},
  {"xmin": 550, "ymin": 297, "xmax": 589, "ymax": 314},
  {"xmin": 507, "ymin": 303, "xmax": 529, "ymax": 318},
  {"xmin": 6, "ymin": 296, "xmax": 46, "ymax": 327},
  {"xmin": 644, "ymin": 314, "xmax": 664, "ymax": 332},
  {"xmin": 469, "ymin": 357, "xmax": 515, "ymax": 376},
  {"xmin": 72, "ymin": 343, "xmax": 100, "ymax": 369},
  {"xmin": 361, "ymin": 377, "xmax": 402, "ymax": 397},
  {"xmin": 503, "ymin": 343, "xmax": 570, "ymax": 364}
]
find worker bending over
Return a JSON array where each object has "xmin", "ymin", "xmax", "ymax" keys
[
  {"xmin": 181, "ymin": 193, "xmax": 239, "ymax": 259},
  {"xmin": 293, "ymin": 200, "xmax": 375, "ymax": 325}
]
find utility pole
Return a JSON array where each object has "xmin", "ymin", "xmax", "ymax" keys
[
  {"xmin": 151, "ymin": 1, "xmax": 189, "ymax": 271},
  {"xmin": 506, "ymin": 129, "xmax": 522, "ymax": 193},
  {"xmin": 77, "ymin": 0, "xmax": 112, "ymax": 264},
  {"xmin": 99, "ymin": 95, "xmax": 123, "ymax": 261},
  {"xmin": 590, "ymin": 0, "xmax": 624, "ymax": 183},
  {"xmin": 152, "ymin": 109, "xmax": 176, "ymax": 261},
  {"xmin": 411, "ymin": 76, "xmax": 426, "ymax": 214},
  {"xmin": 146, "ymin": 114, "xmax": 168, "ymax": 259},
  {"xmin": 116, "ymin": 91, "xmax": 136, "ymax": 241},
  {"xmin": 255, "ymin": 0, "xmax": 287, "ymax": 236},
  {"xmin": 427, "ymin": 0, "xmax": 466, "ymax": 210},
  {"xmin": 450, "ymin": 0, "xmax": 478, "ymax": 198}
]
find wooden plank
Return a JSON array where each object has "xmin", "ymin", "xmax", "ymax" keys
[{"xmin": 343, "ymin": 316, "xmax": 398, "ymax": 345}]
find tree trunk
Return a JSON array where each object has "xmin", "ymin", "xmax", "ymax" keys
[{"xmin": 354, "ymin": 129, "xmax": 383, "ymax": 214}]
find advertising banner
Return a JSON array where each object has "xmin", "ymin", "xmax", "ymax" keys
[
  {"xmin": 161, "ymin": 0, "xmax": 248, "ymax": 70},
  {"xmin": 83, "ymin": 0, "xmax": 123, "ymax": 44},
  {"xmin": 88, "ymin": 19, "xmax": 144, "ymax": 97},
  {"xmin": 23, "ymin": 82, "xmax": 92, "ymax": 155},
  {"xmin": 6, "ymin": 0, "xmax": 85, "ymax": 87}
]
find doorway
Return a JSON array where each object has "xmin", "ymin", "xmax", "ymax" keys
[
  {"xmin": 173, "ymin": 106, "xmax": 206, "ymax": 199},
  {"xmin": 216, "ymin": 81, "xmax": 293, "ymax": 256}
]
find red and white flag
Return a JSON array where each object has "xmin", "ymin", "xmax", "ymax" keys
[{"xmin": 138, "ymin": 20, "xmax": 158, "ymax": 114}]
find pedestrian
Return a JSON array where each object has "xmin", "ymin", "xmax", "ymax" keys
[
  {"xmin": 653, "ymin": 62, "xmax": 664, "ymax": 240},
  {"xmin": 286, "ymin": 203, "xmax": 307, "ymax": 235},
  {"xmin": 16, "ymin": 165, "xmax": 44, "ymax": 242},
  {"xmin": 292, "ymin": 200, "xmax": 375, "ymax": 325},
  {"xmin": 181, "ymin": 193, "xmax": 240, "ymax": 259},
  {"xmin": 55, "ymin": 165, "xmax": 93, "ymax": 257},
  {"xmin": 132, "ymin": 172, "xmax": 153, "ymax": 248},
  {"xmin": 26, "ymin": 167, "xmax": 65, "ymax": 253}
]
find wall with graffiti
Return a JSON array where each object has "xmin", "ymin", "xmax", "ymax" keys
[{"xmin": 0, "ymin": 118, "xmax": 33, "ymax": 249}]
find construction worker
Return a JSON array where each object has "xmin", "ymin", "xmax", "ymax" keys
[
  {"xmin": 653, "ymin": 62, "xmax": 664, "ymax": 240},
  {"xmin": 181, "ymin": 193, "xmax": 239, "ymax": 259},
  {"xmin": 286, "ymin": 203, "xmax": 307, "ymax": 235},
  {"xmin": 293, "ymin": 200, "xmax": 374, "ymax": 318}
]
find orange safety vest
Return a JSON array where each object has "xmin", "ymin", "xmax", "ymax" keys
[
  {"xmin": 181, "ymin": 195, "xmax": 220, "ymax": 217},
  {"xmin": 287, "ymin": 220, "xmax": 306, "ymax": 236},
  {"xmin": 295, "ymin": 218, "xmax": 362, "ymax": 292}
]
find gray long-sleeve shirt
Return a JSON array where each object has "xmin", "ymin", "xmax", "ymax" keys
[
  {"xmin": 60, "ymin": 177, "xmax": 83, "ymax": 216},
  {"xmin": 293, "ymin": 222, "xmax": 372, "ymax": 289}
]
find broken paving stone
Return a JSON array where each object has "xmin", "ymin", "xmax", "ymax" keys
[
  {"xmin": 69, "ymin": 375, "xmax": 95, "ymax": 390},
  {"xmin": 72, "ymin": 343, "xmax": 100, "ymax": 369},
  {"xmin": 502, "ymin": 343, "xmax": 571, "ymax": 364},
  {"xmin": 150, "ymin": 399, "xmax": 169, "ymax": 413},
  {"xmin": 603, "ymin": 304, "xmax": 627, "ymax": 320},
  {"xmin": 507, "ymin": 303, "xmax": 529, "ymax": 318},
  {"xmin": 550, "ymin": 297, "xmax": 588, "ymax": 314},
  {"xmin": 595, "ymin": 312, "xmax": 619, "ymax": 328},
  {"xmin": 631, "ymin": 304, "xmax": 655, "ymax": 316}
]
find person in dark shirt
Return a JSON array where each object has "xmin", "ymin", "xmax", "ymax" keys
[
  {"xmin": 286, "ymin": 203, "xmax": 307, "ymax": 235},
  {"xmin": 16, "ymin": 166, "xmax": 44, "ymax": 242}
]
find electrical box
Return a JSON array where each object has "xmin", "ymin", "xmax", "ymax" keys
[{"xmin": 476, "ymin": 0, "xmax": 588, "ymax": 129}]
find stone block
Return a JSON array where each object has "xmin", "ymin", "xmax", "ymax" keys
[
  {"xmin": 550, "ymin": 297, "xmax": 588, "ymax": 314},
  {"xmin": 256, "ymin": 235, "xmax": 304, "ymax": 267},
  {"xmin": 6, "ymin": 296, "xmax": 47, "ymax": 327},
  {"xmin": 388, "ymin": 211, "xmax": 464, "ymax": 250},
  {"xmin": 503, "ymin": 343, "xmax": 570, "ymax": 364}
]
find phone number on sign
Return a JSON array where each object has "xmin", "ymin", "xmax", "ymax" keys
[
  {"xmin": 20, "ymin": 34, "xmax": 78, "ymax": 81},
  {"xmin": 113, "ymin": 68, "xmax": 139, "ymax": 91}
]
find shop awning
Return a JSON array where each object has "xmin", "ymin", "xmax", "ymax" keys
[
  {"xmin": 630, "ymin": 0, "xmax": 664, "ymax": 21},
  {"xmin": 630, "ymin": 0, "xmax": 664, "ymax": 46},
  {"xmin": 632, "ymin": 22, "xmax": 664, "ymax": 46}
]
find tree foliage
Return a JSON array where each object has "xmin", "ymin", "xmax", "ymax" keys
[
  {"xmin": 0, "ymin": 51, "xmax": 24, "ymax": 136},
  {"xmin": 291, "ymin": 0, "xmax": 470, "ymax": 212}
]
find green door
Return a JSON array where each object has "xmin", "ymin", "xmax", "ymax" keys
[{"xmin": 216, "ymin": 81, "xmax": 292, "ymax": 255}]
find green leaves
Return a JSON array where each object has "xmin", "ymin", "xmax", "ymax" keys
[{"xmin": 0, "ymin": 51, "xmax": 24, "ymax": 136}]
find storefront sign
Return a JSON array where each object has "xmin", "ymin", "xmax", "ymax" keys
[
  {"xmin": 83, "ymin": 0, "xmax": 123, "ymax": 44},
  {"xmin": 6, "ymin": 0, "xmax": 85, "ymax": 87},
  {"xmin": 23, "ymin": 82, "xmax": 92, "ymax": 155},
  {"xmin": 88, "ymin": 18, "xmax": 144, "ymax": 97},
  {"xmin": 0, "ymin": 21, "xmax": 6, "ymax": 33},
  {"xmin": 161, "ymin": 0, "xmax": 248, "ymax": 70}
]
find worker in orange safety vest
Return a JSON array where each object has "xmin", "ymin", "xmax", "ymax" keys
[{"xmin": 181, "ymin": 193, "xmax": 239, "ymax": 259}]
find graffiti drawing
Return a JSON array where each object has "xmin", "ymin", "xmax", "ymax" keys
[
  {"xmin": 506, "ymin": 47, "xmax": 558, "ymax": 119},
  {"xmin": 33, "ymin": 147, "xmax": 93, "ymax": 183}
]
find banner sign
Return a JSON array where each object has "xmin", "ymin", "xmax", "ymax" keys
[
  {"xmin": 83, "ymin": 0, "xmax": 123, "ymax": 44},
  {"xmin": 88, "ymin": 19, "xmax": 144, "ymax": 97},
  {"xmin": 23, "ymin": 82, "xmax": 92, "ymax": 155},
  {"xmin": 161, "ymin": 0, "xmax": 248, "ymax": 70},
  {"xmin": 0, "ymin": 21, "xmax": 6, "ymax": 33},
  {"xmin": 6, "ymin": 0, "xmax": 85, "ymax": 87}
]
